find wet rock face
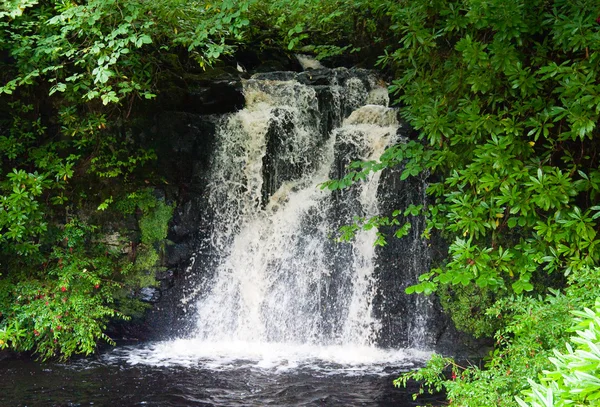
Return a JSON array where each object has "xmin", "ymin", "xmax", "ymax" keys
[
  {"xmin": 131, "ymin": 65, "xmax": 472, "ymax": 355},
  {"xmin": 139, "ymin": 287, "xmax": 161, "ymax": 303},
  {"xmin": 372, "ymin": 165, "xmax": 477, "ymax": 354},
  {"xmin": 252, "ymin": 68, "xmax": 379, "ymax": 90},
  {"xmin": 372, "ymin": 166, "xmax": 443, "ymax": 348},
  {"xmin": 261, "ymin": 108, "xmax": 298, "ymax": 206},
  {"xmin": 182, "ymin": 80, "xmax": 245, "ymax": 115}
]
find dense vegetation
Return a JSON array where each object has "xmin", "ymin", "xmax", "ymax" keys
[
  {"xmin": 0, "ymin": 0, "xmax": 205, "ymax": 358},
  {"xmin": 2, "ymin": 0, "xmax": 600, "ymax": 405}
]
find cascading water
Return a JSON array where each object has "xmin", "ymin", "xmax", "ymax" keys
[
  {"xmin": 193, "ymin": 77, "xmax": 396, "ymax": 347},
  {"xmin": 115, "ymin": 68, "xmax": 437, "ymax": 372}
]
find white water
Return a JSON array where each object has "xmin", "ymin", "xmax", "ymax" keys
[
  {"xmin": 114, "ymin": 339, "xmax": 431, "ymax": 375},
  {"xmin": 296, "ymin": 54, "xmax": 325, "ymax": 70},
  {"xmin": 122, "ymin": 70, "xmax": 432, "ymax": 370}
]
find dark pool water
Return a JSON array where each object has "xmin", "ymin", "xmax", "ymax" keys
[{"xmin": 0, "ymin": 342, "xmax": 444, "ymax": 407}]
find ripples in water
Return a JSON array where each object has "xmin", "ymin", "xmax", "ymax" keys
[{"xmin": 0, "ymin": 341, "xmax": 444, "ymax": 406}]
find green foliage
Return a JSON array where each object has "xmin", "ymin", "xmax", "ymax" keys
[
  {"xmin": 0, "ymin": 0, "xmax": 216, "ymax": 359},
  {"xmin": 373, "ymin": 0, "xmax": 600, "ymax": 296},
  {"xmin": 0, "ymin": 183, "xmax": 173, "ymax": 359},
  {"xmin": 437, "ymin": 284, "xmax": 500, "ymax": 338},
  {"xmin": 0, "ymin": 220, "xmax": 126, "ymax": 360},
  {"xmin": 0, "ymin": 103, "xmax": 76, "ymax": 260},
  {"xmin": 242, "ymin": 0, "xmax": 393, "ymax": 62},
  {"xmin": 113, "ymin": 190, "xmax": 173, "ymax": 290},
  {"xmin": 131, "ymin": 246, "xmax": 160, "ymax": 279},
  {"xmin": 516, "ymin": 298, "xmax": 600, "ymax": 407},
  {"xmin": 334, "ymin": 214, "xmax": 411, "ymax": 247},
  {"xmin": 0, "ymin": 98, "xmax": 133, "ymax": 361},
  {"xmin": 0, "ymin": 1, "xmax": 39, "ymax": 19},
  {"xmin": 321, "ymin": 0, "xmax": 600, "ymax": 297},
  {"xmin": 113, "ymin": 296, "xmax": 151, "ymax": 320},
  {"xmin": 395, "ymin": 267, "xmax": 600, "ymax": 406},
  {"xmin": 0, "ymin": 3, "xmax": 597, "ymax": 390},
  {"xmin": 114, "ymin": 188, "xmax": 160, "ymax": 215},
  {"xmin": 139, "ymin": 200, "xmax": 174, "ymax": 246},
  {"xmin": 135, "ymin": 198, "xmax": 173, "ymax": 289},
  {"xmin": 0, "ymin": 0, "xmax": 257, "ymax": 103}
]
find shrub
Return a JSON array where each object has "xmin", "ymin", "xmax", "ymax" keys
[{"xmin": 516, "ymin": 298, "xmax": 600, "ymax": 407}]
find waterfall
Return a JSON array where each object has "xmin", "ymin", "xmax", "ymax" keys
[
  {"xmin": 121, "ymin": 68, "xmax": 445, "ymax": 369},
  {"xmin": 188, "ymin": 70, "xmax": 407, "ymax": 348}
]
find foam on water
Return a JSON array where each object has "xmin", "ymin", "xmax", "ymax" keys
[{"xmin": 106, "ymin": 339, "xmax": 431, "ymax": 376}]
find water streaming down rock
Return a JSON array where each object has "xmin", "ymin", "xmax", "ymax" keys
[
  {"xmin": 373, "ymin": 167, "xmax": 437, "ymax": 348},
  {"xmin": 180, "ymin": 68, "xmax": 440, "ymax": 352}
]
